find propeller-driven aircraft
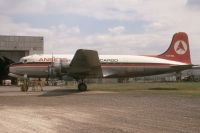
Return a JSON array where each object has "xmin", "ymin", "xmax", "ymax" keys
[{"xmin": 9, "ymin": 32, "xmax": 193, "ymax": 91}]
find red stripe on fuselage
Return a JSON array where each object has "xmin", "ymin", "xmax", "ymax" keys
[{"xmin": 10, "ymin": 62, "xmax": 172, "ymax": 68}]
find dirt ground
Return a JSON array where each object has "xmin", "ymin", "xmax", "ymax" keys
[{"xmin": 0, "ymin": 86, "xmax": 200, "ymax": 133}]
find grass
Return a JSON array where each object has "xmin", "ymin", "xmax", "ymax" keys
[{"xmin": 87, "ymin": 82, "xmax": 200, "ymax": 96}]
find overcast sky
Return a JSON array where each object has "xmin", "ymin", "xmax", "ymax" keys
[{"xmin": 0, "ymin": 0, "xmax": 200, "ymax": 63}]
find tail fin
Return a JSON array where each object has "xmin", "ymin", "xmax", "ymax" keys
[{"xmin": 157, "ymin": 32, "xmax": 191, "ymax": 64}]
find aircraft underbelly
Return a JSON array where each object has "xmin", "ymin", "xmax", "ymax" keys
[{"xmin": 102, "ymin": 66, "xmax": 172, "ymax": 78}]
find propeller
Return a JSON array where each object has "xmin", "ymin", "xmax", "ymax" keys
[{"xmin": 47, "ymin": 53, "xmax": 55, "ymax": 85}]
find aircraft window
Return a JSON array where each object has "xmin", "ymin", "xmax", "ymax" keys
[{"xmin": 23, "ymin": 60, "xmax": 27, "ymax": 63}]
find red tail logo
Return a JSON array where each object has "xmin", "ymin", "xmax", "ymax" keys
[
  {"xmin": 156, "ymin": 32, "xmax": 191, "ymax": 64},
  {"xmin": 174, "ymin": 40, "xmax": 188, "ymax": 55}
]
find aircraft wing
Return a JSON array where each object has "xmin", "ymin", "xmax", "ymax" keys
[{"xmin": 68, "ymin": 49, "xmax": 103, "ymax": 80}]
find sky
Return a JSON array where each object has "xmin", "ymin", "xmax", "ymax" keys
[{"xmin": 0, "ymin": 0, "xmax": 200, "ymax": 63}]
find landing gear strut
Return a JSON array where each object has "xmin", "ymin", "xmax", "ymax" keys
[
  {"xmin": 21, "ymin": 79, "xmax": 29, "ymax": 92},
  {"xmin": 78, "ymin": 80, "xmax": 87, "ymax": 91}
]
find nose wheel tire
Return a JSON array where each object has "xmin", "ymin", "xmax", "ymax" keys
[{"xmin": 78, "ymin": 83, "xmax": 87, "ymax": 91}]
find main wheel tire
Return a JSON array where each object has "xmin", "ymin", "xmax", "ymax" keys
[{"xmin": 78, "ymin": 83, "xmax": 87, "ymax": 91}]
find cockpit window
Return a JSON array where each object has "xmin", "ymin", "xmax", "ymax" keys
[{"xmin": 23, "ymin": 59, "xmax": 27, "ymax": 63}]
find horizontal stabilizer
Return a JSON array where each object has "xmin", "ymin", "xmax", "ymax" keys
[
  {"xmin": 191, "ymin": 65, "xmax": 200, "ymax": 69},
  {"xmin": 170, "ymin": 65, "xmax": 193, "ymax": 71}
]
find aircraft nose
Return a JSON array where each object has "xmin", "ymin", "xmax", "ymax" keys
[{"xmin": 9, "ymin": 63, "xmax": 17, "ymax": 74}]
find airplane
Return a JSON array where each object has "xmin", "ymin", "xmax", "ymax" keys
[{"xmin": 9, "ymin": 32, "xmax": 194, "ymax": 91}]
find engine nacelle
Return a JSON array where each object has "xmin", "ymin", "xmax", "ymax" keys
[{"xmin": 48, "ymin": 60, "xmax": 69, "ymax": 77}]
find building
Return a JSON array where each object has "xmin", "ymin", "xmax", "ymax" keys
[
  {"xmin": 0, "ymin": 35, "xmax": 43, "ymax": 63},
  {"xmin": 0, "ymin": 35, "xmax": 44, "ymax": 84}
]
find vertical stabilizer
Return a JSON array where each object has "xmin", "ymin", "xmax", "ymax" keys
[{"xmin": 157, "ymin": 32, "xmax": 191, "ymax": 64}]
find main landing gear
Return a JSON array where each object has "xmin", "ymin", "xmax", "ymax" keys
[{"xmin": 78, "ymin": 80, "xmax": 87, "ymax": 91}]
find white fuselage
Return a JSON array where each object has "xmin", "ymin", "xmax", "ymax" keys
[{"xmin": 9, "ymin": 54, "xmax": 186, "ymax": 78}]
